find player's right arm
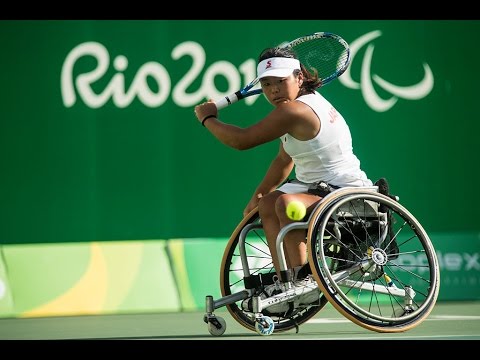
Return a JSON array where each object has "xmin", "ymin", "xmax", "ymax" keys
[{"xmin": 195, "ymin": 101, "xmax": 302, "ymax": 150}]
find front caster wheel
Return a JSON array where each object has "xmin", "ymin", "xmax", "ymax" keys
[
  {"xmin": 207, "ymin": 316, "xmax": 227, "ymax": 336},
  {"xmin": 255, "ymin": 316, "xmax": 275, "ymax": 336}
]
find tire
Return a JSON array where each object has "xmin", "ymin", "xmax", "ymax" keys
[
  {"xmin": 220, "ymin": 208, "xmax": 328, "ymax": 333},
  {"xmin": 307, "ymin": 189, "xmax": 440, "ymax": 333}
]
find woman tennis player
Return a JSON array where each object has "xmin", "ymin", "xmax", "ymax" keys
[{"xmin": 194, "ymin": 46, "xmax": 372, "ymax": 303}]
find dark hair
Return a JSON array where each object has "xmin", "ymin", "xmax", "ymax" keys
[{"xmin": 258, "ymin": 47, "xmax": 322, "ymax": 93}]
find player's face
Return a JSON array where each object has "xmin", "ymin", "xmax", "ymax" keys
[{"xmin": 260, "ymin": 74, "xmax": 302, "ymax": 106}]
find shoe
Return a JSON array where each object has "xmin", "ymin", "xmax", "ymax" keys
[
  {"xmin": 263, "ymin": 277, "xmax": 285, "ymax": 296},
  {"xmin": 241, "ymin": 292, "xmax": 290, "ymax": 315},
  {"xmin": 241, "ymin": 278, "xmax": 289, "ymax": 314},
  {"xmin": 293, "ymin": 275, "xmax": 320, "ymax": 305},
  {"xmin": 264, "ymin": 300, "xmax": 290, "ymax": 315},
  {"xmin": 241, "ymin": 294, "xmax": 262, "ymax": 312},
  {"xmin": 295, "ymin": 262, "xmax": 312, "ymax": 280}
]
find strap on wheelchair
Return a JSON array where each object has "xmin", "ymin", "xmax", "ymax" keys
[
  {"xmin": 243, "ymin": 262, "xmax": 313, "ymax": 289},
  {"xmin": 243, "ymin": 272, "xmax": 277, "ymax": 289}
]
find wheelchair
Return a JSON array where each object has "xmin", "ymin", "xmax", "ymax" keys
[{"xmin": 203, "ymin": 181, "xmax": 440, "ymax": 336}]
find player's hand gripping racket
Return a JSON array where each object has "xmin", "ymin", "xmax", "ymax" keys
[{"xmin": 215, "ymin": 32, "xmax": 350, "ymax": 110}]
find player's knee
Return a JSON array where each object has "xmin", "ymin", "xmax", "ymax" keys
[
  {"xmin": 275, "ymin": 194, "xmax": 296, "ymax": 221},
  {"xmin": 258, "ymin": 194, "xmax": 276, "ymax": 220}
]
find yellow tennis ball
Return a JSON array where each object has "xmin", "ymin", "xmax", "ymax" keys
[{"xmin": 286, "ymin": 200, "xmax": 306, "ymax": 221}]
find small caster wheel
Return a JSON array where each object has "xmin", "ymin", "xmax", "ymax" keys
[
  {"xmin": 255, "ymin": 316, "xmax": 274, "ymax": 336},
  {"xmin": 208, "ymin": 316, "xmax": 226, "ymax": 336}
]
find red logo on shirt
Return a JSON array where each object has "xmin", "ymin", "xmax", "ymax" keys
[{"xmin": 329, "ymin": 107, "xmax": 338, "ymax": 123}]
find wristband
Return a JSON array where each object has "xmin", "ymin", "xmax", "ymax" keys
[{"xmin": 202, "ymin": 114, "xmax": 216, "ymax": 127}]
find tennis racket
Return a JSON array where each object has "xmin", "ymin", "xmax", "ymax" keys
[{"xmin": 215, "ymin": 32, "xmax": 350, "ymax": 110}]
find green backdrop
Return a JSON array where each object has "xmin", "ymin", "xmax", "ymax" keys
[{"xmin": 1, "ymin": 20, "xmax": 479, "ymax": 244}]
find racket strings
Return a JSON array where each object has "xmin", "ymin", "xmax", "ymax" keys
[{"xmin": 291, "ymin": 38, "xmax": 349, "ymax": 83}]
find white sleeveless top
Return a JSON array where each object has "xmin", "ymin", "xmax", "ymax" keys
[{"xmin": 281, "ymin": 92, "xmax": 372, "ymax": 187}]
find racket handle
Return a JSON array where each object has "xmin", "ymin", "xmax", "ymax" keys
[{"xmin": 215, "ymin": 92, "xmax": 240, "ymax": 110}]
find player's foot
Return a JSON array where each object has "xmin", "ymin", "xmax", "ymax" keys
[
  {"xmin": 294, "ymin": 275, "xmax": 320, "ymax": 305},
  {"xmin": 241, "ymin": 278, "xmax": 289, "ymax": 314}
]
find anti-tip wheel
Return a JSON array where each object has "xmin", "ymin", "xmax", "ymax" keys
[
  {"xmin": 255, "ymin": 316, "xmax": 275, "ymax": 336},
  {"xmin": 207, "ymin": 316, "xmax": 226, "ymax": 336}
]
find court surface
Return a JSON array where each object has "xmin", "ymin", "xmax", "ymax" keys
[{"xmin": 1, "ymin": 301, "xmax": 479, "ymax": 340}]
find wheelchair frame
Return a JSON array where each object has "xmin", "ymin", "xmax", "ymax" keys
[{"xmin": 204, "ymin": 185, "xmax": 440, "ymax": 336}]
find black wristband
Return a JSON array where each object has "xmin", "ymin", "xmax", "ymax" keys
[{"xmin": 202, "ymin": 114, "xmax": 216, "ymax": 127}]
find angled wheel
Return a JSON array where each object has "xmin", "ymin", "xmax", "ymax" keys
[
  {"xmin": 307, "ymin": 188, "xmax": 440, "ymax": 333},
  {"xmin": 220, "ymin": 208, "xmax": 328, "ymax": 333},
  {"xmin": 207, "ymin": 316, "xmax": 226, "ymax": 336}
]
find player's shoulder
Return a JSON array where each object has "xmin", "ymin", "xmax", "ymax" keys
[
  {"xmin": 297, "ymin": 91, "xmax": 324, "ymax": 102},
  {"xmin": 278, "ymin": 99, "xmax": 309, "ymax": 116}
]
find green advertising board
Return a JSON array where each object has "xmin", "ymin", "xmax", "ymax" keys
[{"xmin": 0, "ymin": 20, "xmax": 479, "ymax": 245}]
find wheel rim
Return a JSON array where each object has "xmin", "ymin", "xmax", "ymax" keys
[
  {"xmin": 221, "ymin": 209, "xmax": 326, "ymax": 332},
  {"xmin": 308, "ymin": 191, "xmax": 440, "ymax": 331}
]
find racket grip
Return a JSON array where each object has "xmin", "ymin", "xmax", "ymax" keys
[{"xmin": 215, "ymin": 93, "xmax": 240, "ymax": 110}]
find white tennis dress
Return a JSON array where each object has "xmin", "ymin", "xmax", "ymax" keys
[{"xmin": 278, "ymin": 92, "xmax": 372, "ymax": 194}]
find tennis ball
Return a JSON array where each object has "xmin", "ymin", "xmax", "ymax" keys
[{"xmin": 286, "ymin": 200, "xmax": 306, "ymax": 221}]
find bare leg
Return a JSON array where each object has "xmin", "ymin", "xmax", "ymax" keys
[
  {"xmin": 258, "ymin": 191, "xmax": 321, "ymax": 277},
  {"xmin": 257, "ymin": 191, "xmax": 283, "ymax": 275},
  {"xmin": 275, "ymin": 193, "xmax": 321, "ymax": 269}
]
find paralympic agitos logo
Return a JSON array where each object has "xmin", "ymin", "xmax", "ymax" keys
[
  {"xmin": 61, "ymin": 30, "xmax": 434, "ymax": 112},
  {"xmin": 339, "ymin": 30, "xmax": 434, "ymax": 112}
]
